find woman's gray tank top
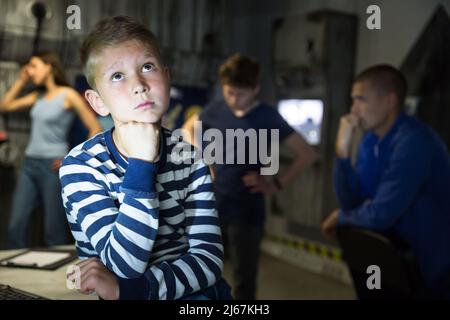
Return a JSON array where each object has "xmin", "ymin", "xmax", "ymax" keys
[{"xmin": 25, "ymin": 91, "xmax": 75, "ymax": 158}]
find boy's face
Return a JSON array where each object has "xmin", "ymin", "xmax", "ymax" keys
[
  {"xmin": 222, "ymin": 84, "xmax": 259, "ymax": 113},
  {"xmin": 85, "ymin": 40, "xmax": 170, "ymax": 125}
]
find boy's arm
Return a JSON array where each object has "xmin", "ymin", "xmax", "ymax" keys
[
  {"xmin": 118, "ymin": 152, "xmax": 223, "ymax": 300},
  {"xmin": 242, "ymin": 132, "xmax": 318, "ymax": 195},
  {"xmin": 60, "ymin": 154, "xmax": 160, "ymax": 279},
  {"xmin": 277, "ymin": 132, "xmax": 318, "ymax": 187}
]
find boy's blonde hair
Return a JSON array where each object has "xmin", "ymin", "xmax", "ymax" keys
[{"xmin": 80, "ymin": 16, "xmax": 163, "ymax": 89}]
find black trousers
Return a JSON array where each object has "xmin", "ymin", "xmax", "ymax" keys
[{"xmin": 220, "ymin": 221, "xmax": 264, "ymax": 300}]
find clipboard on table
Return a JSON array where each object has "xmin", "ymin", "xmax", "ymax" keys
[{"xmin": 0, "ymin": 248, "xmax": 77, "ymax": 270}]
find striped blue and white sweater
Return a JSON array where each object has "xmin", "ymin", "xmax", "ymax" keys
[{"xmin": 59, "ymin": 128, "xmax": 223, "ymax": 300}]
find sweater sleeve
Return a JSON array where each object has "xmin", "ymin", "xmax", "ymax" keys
[
  {"xmin": 337, "ymin": 130, "xmax": 431, "ymax": 231},
  {"xmin": 118, "ymin": 154, "xmax": 223, "ymax": 300},
  {"xmin": 60, "ymin": 155, "xmax": 160, "ymax": 279},
  {"xmin": 333, "ymin": 157, "xmax": 365, "ymax": 210}
]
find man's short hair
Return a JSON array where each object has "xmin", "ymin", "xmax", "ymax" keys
[
  {"xmin": 354, "ymin": 64, "xmax": 408, "ymax": 107},
  {"xmin": 80, "ymin": 16, "xmax": 162, "ymax": 89},
  {"xmin": 219, "ymin": 53, "xmax": 260, "ymax": 88}
]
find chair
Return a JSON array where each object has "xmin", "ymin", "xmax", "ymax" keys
[{"xmin": 336, "ymin": 226, "xmax": 428, "ymax": 299}]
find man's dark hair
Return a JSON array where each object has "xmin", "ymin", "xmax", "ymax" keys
[{"xmin": 354, "ymin": 64, "xmax": 408, "ymax": 107}]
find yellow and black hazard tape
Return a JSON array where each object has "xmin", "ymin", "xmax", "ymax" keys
[{"xmin": 264, "ymin": 233, "xmax": 342, "ymax": 262}]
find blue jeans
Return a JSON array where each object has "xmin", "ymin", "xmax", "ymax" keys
[
  {"xmin": 181, "ymin": 278, "xmax": 233, "ymax": 300},
  {"xmin": 7, "ymin": 157, "xmax": 69, "ymax": 248}
]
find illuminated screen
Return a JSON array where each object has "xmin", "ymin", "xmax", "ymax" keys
[{"xmin": 278, "ymin": 99, "xmax": 323, "ymax": 145}]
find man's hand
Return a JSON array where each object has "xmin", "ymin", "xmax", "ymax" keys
[
  {"xmin": 335, "ymin": 114, "xmax": 359, "ymax": 158},
  {"xmin": 66, "ymin": 257, "xmax": 119, "ymax": 300},
  {"xmin": 242, "ymin": 171, "xmax": 278, "ymax": 196},
  {"xmin": 115, "ymin": 122, "xmax": 160, "ymax": 162},
  {"xmin": 321, "ymin": 209, "xmax": 340, "ymax": 240}
]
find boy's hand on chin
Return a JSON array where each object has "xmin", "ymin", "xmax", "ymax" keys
[{"xmin": 116, "ymin": 121, "xmax": 160, "ymax": 162}]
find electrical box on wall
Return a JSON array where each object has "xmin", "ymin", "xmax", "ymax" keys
[
  {"xmin": 273, "ymin": 14, "xmax": 326, "ymax": 99},
  {"xmin": 269, "ymin": 10, "xmax": 358, "ymax": 237}
]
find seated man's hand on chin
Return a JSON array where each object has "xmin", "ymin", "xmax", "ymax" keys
[{"xmin": 336, "ymin": 114, "xmax": 359, "ymax": 159}]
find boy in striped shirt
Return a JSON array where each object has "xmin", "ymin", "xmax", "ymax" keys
[{"xmin": 61, "ymin": 16, "xmax": 229, "ymax": 300}]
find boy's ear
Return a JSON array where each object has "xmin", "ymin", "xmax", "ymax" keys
[
  {"xmin": 84, "ymin": 89, "xmax": 110, "ymax": 116},
  {"xmin": 164, "ymin": 67, "xmax": 171, "ymax": 82}
]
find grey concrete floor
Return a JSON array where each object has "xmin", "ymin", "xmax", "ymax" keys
[{"xmin": 223, "ymin": 252, "xmax": 356, "ymax": 300}]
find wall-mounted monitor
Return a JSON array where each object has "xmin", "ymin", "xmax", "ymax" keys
[{"xmin": 277, "ymin": 99, "xmax": 323, "ymax": 145}]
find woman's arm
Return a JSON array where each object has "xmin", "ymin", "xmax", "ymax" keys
[
  {"xmin": 0, "ymin": 66, "xmax": 38, "ymax": 113},
  {"xmin": 67, "ymin": 88, "xmax": 102, "ymax": 137}
]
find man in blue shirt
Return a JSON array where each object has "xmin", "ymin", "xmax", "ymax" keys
[
  {"xmin": 321, "ymin": 65, "xmax": 450, "ymax": 297},
  {"xmin": 183, "ymin": 54, "xmax": 318, "ymax": 299}
]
